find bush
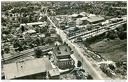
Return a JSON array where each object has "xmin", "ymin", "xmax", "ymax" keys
[
  {"xmin": 77, "ymin": 60, "xmax": 82, "ymax": 67},
  {"xmin": 118, "ymin": 31, "xmax": 127, "ymax": 40},
  {"xmin": 34, "ymin": 47, "xmax": 42, "ymax": 58},
  {"xmin": 44, "ymin": 37, "xmax": 54, "ymax": 44},
  {"xmin": 108, "ymin": 64, "xmax": 115, "ymax": 70},
  {"xmin": 108, "ymin": 33, "xmax": 116, "ymax": 40},
  {"xmin": 87, "ymin": 74, "xmax": 93, "ymax": 79},
  {"xmin": 85, "ymin": 33, "xmax": 105, "ymax": 44},
  {"xmin": 45, "ymin": 32, "xmax": 50, "ymax": 37},
  {"xmin": 4, "ymin": 47, "xmax": 10, "ymax": 53},
  {"xmin": 115, "ymin": 62, "xmax": 123, "ymax": 67}
]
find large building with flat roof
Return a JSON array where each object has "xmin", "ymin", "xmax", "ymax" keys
[
  {"xmin": 86, "ymin": 16, "xmax": 104, "ymax": 24},
  {"xmin": 76, "ymin": 15, "xmax": 104, "ymax": 25},
  {"xmin": 3, "ymin": 57, "xmax": 53, "ymax": 79}
]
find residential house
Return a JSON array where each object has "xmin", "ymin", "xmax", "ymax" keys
[{"xmin": 19, "ymin": 22, "xmax": 44, "ymax": 32}]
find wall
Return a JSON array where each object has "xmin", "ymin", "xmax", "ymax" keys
[
  {"xmin": 58, "ymin": 59, "xmax": 74, "ymax": 69},
  {"xmin": 49, "ymin": 75, "xmax": 60, "ymax": 79},
  {"xmin": 14, "ymin": 72, "xmax": 46, "ymax": 79}
]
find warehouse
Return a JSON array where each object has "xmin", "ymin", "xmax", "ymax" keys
[
  {"xmin": 3, "ymin": 58, "xmax": 53, "ymax": 79},
  {"xmin": 78, "ymin": 16, "xmax": 104, "ymax": 25}
]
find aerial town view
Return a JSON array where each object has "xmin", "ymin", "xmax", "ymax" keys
[{"xmin": 1, "ymin": 1, "xmax": 127, "ymax": 80}]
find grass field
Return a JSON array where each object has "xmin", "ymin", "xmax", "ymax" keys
[{"xmin": 89, "ymin": 39, "xmax": 127, "ymax": 62}]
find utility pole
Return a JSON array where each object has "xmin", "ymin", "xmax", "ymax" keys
[
  {"xmin": 82, "ymin": 57, "xmax": 83, "ymax": 69},
  {"xmin": 46, "ymin": 70, "xmax": 49, "ymax": 79}
]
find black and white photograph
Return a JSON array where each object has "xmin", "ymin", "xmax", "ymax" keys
[{"xmin": 1, "ymin": 1, "xmax": 127, "ymax": 80}]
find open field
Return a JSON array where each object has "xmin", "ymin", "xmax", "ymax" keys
[{"xmin": 89, "ymin": 39, "xmax": 127, "ymax": 62}]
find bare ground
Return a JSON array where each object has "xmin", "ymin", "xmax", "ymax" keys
[{"xmin": 89, "ymin": 38, "xmax": 127, "ymax": 62}]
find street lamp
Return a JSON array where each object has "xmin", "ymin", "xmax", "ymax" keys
[{"xmin": 82, "ymin": 57, "xmax": 83, "ymax": 69}]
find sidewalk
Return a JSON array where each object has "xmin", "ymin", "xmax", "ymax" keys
[{"xmin": 75, "ymin": 43, "xmax": 111, "ymax": 79}]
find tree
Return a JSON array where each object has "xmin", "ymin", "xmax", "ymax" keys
[
  {"xmin": 50, "ymin": 28, "xmax": 56, "ymax": 34},
  {"xmin": 108, "ymin": 64, "xmax": 115, "ymax": 70},
  {"xmin": 77, "ymin": 36, "xmax": 83, "ymax": 42},
  {"xmin": 86, "ymin": 74, "xmax": 93, "ymax": 79},
  {"xmin": 74, "ymin": 27, "xmax": 79, "ymax": 31},
  {"xmin": 63, "ymin": 41, "xmax": 68, "ymax": 45},
  {"xmin": 1, "ymin": 49, "xmax": 4, "ymax": 61},
  {"xmin": 2, "ymin": 22, "xmax": 7, "ymax": 26},
  {"xmin": 2, "ymin": 29, "xmax": 10, "ymax": 35},
  {"xmin": 79, "ymin": 69, "xmax": 85, "ymax": 72},
  {"xmin": 45, "ymin": 32, "xmax": 50, "ymax": 37},
  {"xmin": 115, "ymin": 61, "xmax": 123, "ymax": 67},
  {"xmin": 17, "ymin": 45, "xmax": 23, "ymax": 51},
  {"xmin": 21, "ymin": 26, "xmax": 25, "ymax": 33},
  {"xmin": 109, "ymin": 33, "xmax": 116, "ymax": 40},
  {"xmin": 4, "ymin": 47, "xmax": 10, "ymax": 53},
  {"xmin": 10, "ymin": 14, "xmax": 12, "ymax": 17},
  {"xmin": 44, "ymin": 37, "xmax": 53, "ymax": 44},
  {"xmin": 40, "ymin": 37, "xmax": 45, "ymax": 45},
  {"xmin": 13, "ymin": 41, "xmax": 20, "ymax": 48},
  {"xmin": 86, "ymin": 24, "xmax": 92, "ymax": 31},
  {"xmin": 4, "ymin": 11, "xmax": 9, "ymax": 16},
  {"xmin": 56, "ymin": 35, "xmax": 62, "ymax": 42},
  {"xmin": 28, "ymin": 14, "xmax": 32, "ymax": 22},
  {"xmin": 1, "ymin": 17, "xmax": 6, "ymax": 23},
  {"xmin": 29, "ymin": 43, "xmax": 34, "ymax": 48},
  {"xmin": 106, "ymin": 31, "xmax": 116, "ymax": 40},
  {"xmin": 118, "ymin": 31, "xmax": 126, "ymax": 40},
  {"xmin": 2, "ymin": 75, "xmax": 5, "ymax": 79},
  {"xmin": 40, "ymin": 27, "xmax": 48, "ymax": 33},
  {"xmin": 35, "ymin": 27, "xmax": 40, "ymax": 33},
  {"xmin": 77, "ymin": 60, "xmax": 82, "ymax": 67},
  {"xmin": 21, "ymin": 17, "xmax": 28, "ymax": 23},
  {"xmin": 123, "ymin": 23, "xmax": 127, "ymax": 31},
  {"xmin": 35, "ymin": 37, "xmax": 41, "ymax": 46},
  {"xmin": 34, "ymin": 47, "xmax": 42, "ymax": 58}
]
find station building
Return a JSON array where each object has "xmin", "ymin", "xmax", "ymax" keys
[
  {"xmin": 53, "ymin": 45, "xmax": 74, "ymax": 69},
  {"xmin": 76, "ymin": 15, "xmax": 104, "ymax": 25}
]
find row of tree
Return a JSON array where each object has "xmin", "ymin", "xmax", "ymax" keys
[
  {"xmin": 84, "ymin": 23, "xmax": 127, "ymax": 47},
  {"xmin": 106, "ymin": 23, "xmax": 127, "ymax": 40},
  {"xmin": 12, "ymin": 36, "xmax": 55, "ymax": 52}
]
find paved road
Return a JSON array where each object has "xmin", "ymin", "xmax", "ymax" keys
[
  {"xmin": 47, "ymin": 15, "xmax": 110, "ymax": 79},
  {"xmin": 47, "ymin": 15, "xmax": 127, "ymax": 79}
]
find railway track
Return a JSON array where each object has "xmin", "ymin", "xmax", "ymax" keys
[
  {"xmin": 2, "ymin": 46, "xmax": 53, "ymax": 64},
  {"xmin": 68, "ymin": 20, "xmax": 126, "ymax": 40}
]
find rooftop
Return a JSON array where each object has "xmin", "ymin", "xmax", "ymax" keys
[
  {"xmin": 86, "ymin": 16, "xmax": 104, "ymax": 23},
  {"xmin": 39, "ymin": 34, "xmax": 45, "ymax": 38},
  {"xmin": 70, "ymin": 14, "xmax": 79, "ymax": 17},
  {"xmin": 3, "ymin": 57, "xmax": 53, "ymax": 79},
  {"xmin": 20, "ymin": 22, "xmax": 44, "ymax": 27},
  {"xmin": 80, "ymin": 17, "xmax": 88, "ymax": 21},
  {"xmin": 26, "ymin": 29, "xmax": 36, "ymax": 34},
  {"xmin": 48, "ymin": 68, "xmax": 60, "ymax": 77},
  {"xmin": 53, "ymin": 45, "xmax": 71, "ymax": 57},
  {"xmin": 51, "ymin": 34, "xmax": 57, "ymax": 38}
]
